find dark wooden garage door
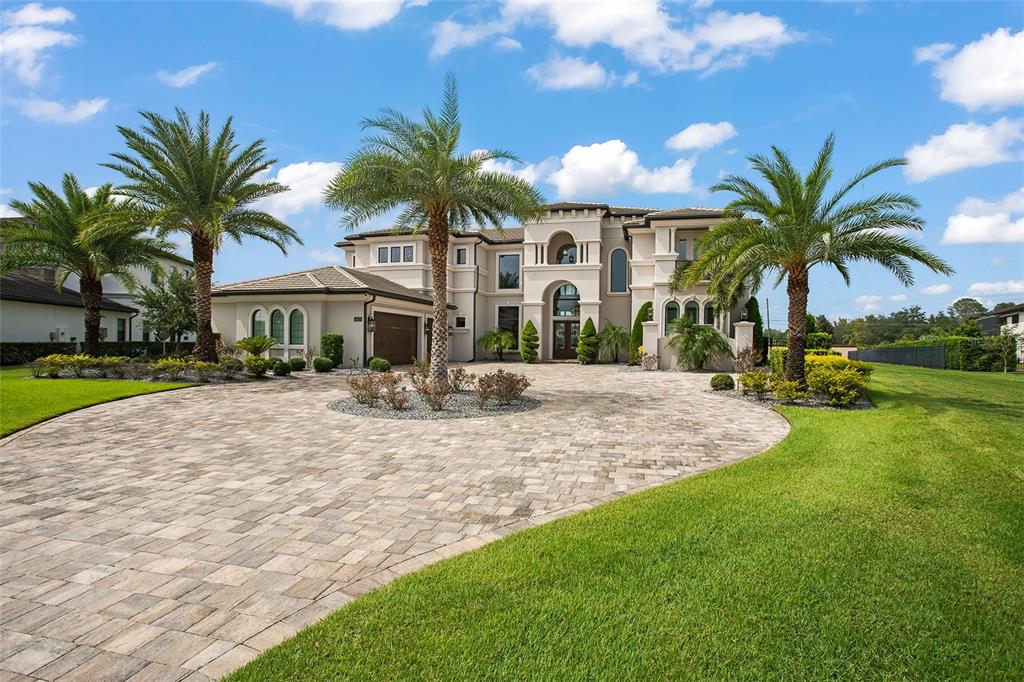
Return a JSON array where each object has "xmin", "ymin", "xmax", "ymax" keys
[{"xmin": 373, "ymin": 312, "xmax": 418, "ymax": 365}]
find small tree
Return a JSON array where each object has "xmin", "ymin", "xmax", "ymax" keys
[
  {"xmin": 629, "ymin": 302, "xmax": 652, "ymax": 364},
  {"xmin": 577, "ymin": 317, "xmax": 598, "ymax": 364},
  {"xmin": 597, "ymin": 322, "xmax": 629, "ymax": 363},
  {"xmin": 745, "ymin": 298, "xmax": 764, "ymax": 356},
  {"xmin": 519, "ymin": 320, "xmax": 539, "ymax": 363},
  {"xmin": 321, "ymin": 333, "xmax": 344, "ymax": 366},
  {"xmin": 136, "ymin": 269, "xmax": 197, "ymax": 353},
  {"xmin": 996, "ymin": 328, "xmax": 1022, "ymax": 373},
  {"xmin": 667, "ymin": 316, "xmax": 733, "ymax": 370},
  {"xmin": 479, "ymin": 328, "xmax": 515, "ymax": 361}
]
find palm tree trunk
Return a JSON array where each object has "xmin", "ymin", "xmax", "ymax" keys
[
  {"xmin": 80, "ymin": 277, "xmax": 103, "ymax": 356},
  {"xmin": 785, "ymin": 267, "xmax": 810, "ymax": 385},
  {"xmin": 192, "ymin": 234, "xmax": 218, "ymax": 362},
  {"xmin": 427, "ymin": 211, "xmax": 450, "ymax": 385}
]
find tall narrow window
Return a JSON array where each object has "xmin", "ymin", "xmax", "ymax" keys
[
  {"xmin": 676, "ymin": 238, "xmax": 688, "ymax": 262},
  {"xmin": 665, "ymin": 301, "xmax": 680, "ymax": 333},
  {"xmin": 703, "ymin": 301, "xmax": 715, "ymax": 325},
  {"xmin": 685, "ymin": 301, "xmax": 699, "ymax": 323},
  {"xmin": 377, "ymin": 246, "xmax": 388, "ymax": 263},
  {"xmin": 610, "ymin": 248, "xmax": 627, "ymax": 292},
  {"xmin": 553, "ymin": 284, "xmax": 580, "ymax": 317},
  {"xmin": 251, "ymin": 310, "xmax": 266, "ymax": 337},
  {"xmin": 289, "ymin": 309, "xmax": 304, "ymax": 345},
  {"xmin": 497, "ymin": 306, "xmax": 520, "ymax": 349},
  {"xmin": 270, "ymin": 310, "xmax": 285, "ymax": 344},
  {"xmin": 403, "ymin": 245, "xmax": 414, "ymax": 262},
  {"xmin": 456, "ymin": 247, "xmax": 467, "ymax": 265},
  {"xmin": 390, "ymin": 246, "xmax": 401, "ymax": 263},
  {"xmin": 498, "ymin": 254, "xmax": 520, "ymax": 289},
  {"xmin": 117, "ymin": 318, "xmax": 127, "ymax": 342}
]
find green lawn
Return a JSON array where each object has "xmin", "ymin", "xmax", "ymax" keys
[
  {"xmin": 231, "ymin": 364, "xmax": 1024, "ymax": 681},
  {"xmin": 0, "ymin": 366, "xmax": 193, "ymax": 437}
]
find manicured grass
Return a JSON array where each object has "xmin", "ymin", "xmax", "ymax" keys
[
  {"xmin": 0, "ymin": 366, "xmax": 193, "ymax": 437},
  {"xmin": 230, "ymin": 365, "xmax": 1023, "ymax": 680}
]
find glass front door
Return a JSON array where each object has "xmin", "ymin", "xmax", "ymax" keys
[{"xmin": 553, "ymin": 320, "xmax": 580, "ymax": 359}]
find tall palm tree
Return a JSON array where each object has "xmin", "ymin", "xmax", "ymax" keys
[
  {"xmin": 0, "ymin": 174, "xmax": 176, "ymax": 355},
  {"xmin": 324, "ymin": 75, "xmax": 545, "ymax": 383},
  {"xmin": 685, "ymin": 135, "xmax": 952, "ymax": 384},
  {"xmin": 101, "ymin": 109, "xmax": 301, "ymax": 361}
]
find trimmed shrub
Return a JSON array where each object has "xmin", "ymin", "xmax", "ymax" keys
[
  {"xmin": 630, "ymin": 302, "xmax": 653, "ymax": 364},
  {"xmin": 476, "ymin": 369, "xmax": 531, "ymax": 406},
  {"xmin": 576, "ymin": 317, "xmax": 598, "ymax": 364},
  {"xmin": 312, "ymin": 357, "xmax": 334, "ymax": 373},
  {"xmin": 448, "ymin": 367, "xmax": 475, "ymax": 392},
  {"xmin": 738, "ymin": 370, "xmax": 770, "ymax": 400},
  {"xmin": 1, "ymin": 342, "xmax": 76, "ymax": 366},
  {"xmin": 244, "ymin": 356, "xmax": 272, "ymax": 376},
  {"xmin": 770, "ymin": 376, "xmax": 806, "ymax": 404},
  {"xmin": 416, "ymin": 378, "xmax": 454, "ymax": 411},
  {"xmin": 321, "ymin": 333, "xmax": 344, "ymax": 367},
  {"xmin": 519, "ymin": 320, "xmax": 539, "ymax": 363},
  {"xmin": 153, "ymin": 357, "xmax": 188, "ymax": 376},
  {"xmin": 378, "ymin": 372, "xmax": 409, "ymax": 410},
  {"xmin": 369, "ymin": 356, "xmax": 391, "ymax": 373},
  {"xmin": 219, "ymin": 356, "xmax": 244, "ymax": 372},
  {"xmin": 768, "ymin": 347, "xmax": 840, "ymax": 374},
  {"xmin": 347, "ymin": 373, "xmax": 382, "ymax": 406},
  {"xmin": 805, "ymin": 354, "xmax": 873, "ymax": 377},
  {"xmin": 288, "ymin": 357, "xmax": 306, "ymax": 371},
  {"xmin": 806, "ymin": 332, "xmax": 833, "ymax": 350},
  {"xmin": 272, "ymin": 361, "xmax": 291, "ymax": 376},
  {"xmin": 710, "ymin": 373, "xmax": 735, "ymax": 391},
  {"xmin": 807, "ymin": 365, "xmax": 867, "ymax": 406}
]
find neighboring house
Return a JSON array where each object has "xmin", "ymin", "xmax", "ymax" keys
[
  {"xmin": 0, "ymin": 269, "xmax": 136, "ymax": 343},
  {"xmin": 975, "ymin": 302, "xmax": 1024, "ymax": 361},
  {"xmin": 212, "ymin": 202, "xmax": 756, "ymax": 367}
]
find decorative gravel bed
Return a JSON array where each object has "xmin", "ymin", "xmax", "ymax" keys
[
  {"xmin": 328, "ymin": 391, "xmax": 542, "ymax": 420},
  {"xmin": 710, "ymin": 388, "xmax": 875, "ymax": 410}
]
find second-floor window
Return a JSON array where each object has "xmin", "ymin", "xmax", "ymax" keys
[
  {"xmin": 498, "ymin": 253, "xmax": 520, "ymax": 289},
  {"xmin": 676, "ymin": 238, "xmax": 688, "ymax": 262},
  {"xmin": 555, "ymin": 244, "xmax": 577, "ymax": 264},
  {"xmin": 377, "ymin": 245, "xmax": 415, "ymax": 263},
  {"xmin": 610, "ymin": 249, "xmax": 627, "ymax": 292},
  {"xmin": 456, "ymin": 247, "xmax": 467, "ymax": 265}
]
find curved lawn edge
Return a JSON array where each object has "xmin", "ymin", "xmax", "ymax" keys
[
  {"xmin": 226, "ymin": 366, "xmax": 1024, "ymax": 681},
  {"xmin": 0, "ymin": 368, "xmax": 197, "ymax": 442}
]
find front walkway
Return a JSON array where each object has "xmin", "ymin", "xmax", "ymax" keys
[{"xmin": 0, "ymin": 364, "xmax": 789, "ymax": 681}]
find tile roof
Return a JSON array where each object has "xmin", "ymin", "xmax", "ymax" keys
[
  {"xmin": 336, "ymin": 226, "xmax": 525, "ymax": 246},
  {"xmin": 212, "ymin": 265, "xmax": 439, "ymax": 307},
  {"xmin": 622, "ymin": 207, "xmax": 726, "ymax": 227},
  {"xmin": 0, "ymin": 270, "xmax": 137, "ymax": 312}
]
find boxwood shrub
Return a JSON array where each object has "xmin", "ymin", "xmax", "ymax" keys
[
  {"xmin": 368, "ymin": 356, "xmax": 391, "ymax": 373},
  {"xmin": 272, "ymin": 361, "xmax": 291, "ymax": 376},
  {"xmin": 710, "ymin": 373, "xmax": 735, "ymax": 391},
  {"xmin": 321, "ymin": 333, "xmax": 344, "ymax": 367},
  {"xmin": 312, "ymin": 357, "xmax": 334, "ymax": 373},
  {"xmin": 288, "ymin": 357, "xmax": 306, "ymax": 371}
]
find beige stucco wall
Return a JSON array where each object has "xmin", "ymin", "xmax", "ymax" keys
[{"xmin": 0, "ymin": 300, "xmax": 132, "ymax": 344}]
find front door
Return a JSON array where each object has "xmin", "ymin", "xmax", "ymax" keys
[{"xmin": 552, "ymin": 320, "xmax": 580, "ymax": 359}]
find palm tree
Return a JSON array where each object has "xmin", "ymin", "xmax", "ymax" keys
[
  {"xmin": 101, "ymin": 109, "xmax": 301, "ymax": 361},
  {"xmin": 478, "ymin": 328, "xmax": 516, "ymax": 361},
  {"xmin": 324, "ymin": 75, "xmax": 545, "ymax": 383},
  {"xmin": 597, "ymin": 322, "xmax": 630, "ymax": 363},
  {"xmin": 0, "ymin": 174, "xmax": 175, "ymax": 355},
  {"xmin": 685, "ymin": 134, "xmax": 952, "ymax": 384},
  {"xmin": 666, "ymin": 316, "xmax": 733, "ymax": 370}
]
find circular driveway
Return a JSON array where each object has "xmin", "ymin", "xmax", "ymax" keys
[{"xmin": 0, "ymin": 363, "xmax": 789, "ymax": 681}]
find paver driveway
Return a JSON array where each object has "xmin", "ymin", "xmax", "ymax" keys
[{"xmin": 0, "ymin": 363, "xmax": 789, "ymax": 681}]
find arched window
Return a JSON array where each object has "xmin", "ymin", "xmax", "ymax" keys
[
  {"xmin": 665, "ymin": 301, "xmax": 679, "ymax": 333},
  {"xmin": 553, "ymin": 284, "xmax": 580, "ymax": 317},
  {"xmin": 251, "ymin": 309, "xmax": 266, "ymax": 337},
  {"xmin": 684, "ymin": 301, "xmax": 699, "ymax": 323},
  {"xmin": 610, "ymin": 249, "xmax": 627, "ymax": 292},
  {"xmin": 555, "ymin": 243, "xmax": 577, "ymax": 264},
  {"xmin": 289, "ymin": 309, "xmax": 304, "ymax": 345},
  {"xmin": 269, "ymin": 310, "xmax": 285, "ymax": 344},
  {"xmin": 703, "ymin": 301, "xmax": 715, "ymax": 325}
]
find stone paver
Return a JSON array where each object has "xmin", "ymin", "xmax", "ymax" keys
[{"xmin": 0, "ymin": 363, "xmax": 788, "ymax": 680}]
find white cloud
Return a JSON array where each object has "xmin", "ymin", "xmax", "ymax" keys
[
  {"xmin": 967, "ymin": 280, "xmax": 1024, "ymax": 296},
  {"xmin": 921, "ymin": 283, "xmax": 952, "ymax": 295},
  {"xmin": 157, "ymin": 61, "xmax": 218, "ymax": 88},
  {"xmin": 494, "ymin": 36, "xmax": 521, "ymax": 51},
  {"xmin": 903, "ymin": 118, "xmax": 1023, "ymax": 183},
  {"xmin": 0, "ymin": 4, "xmax": 79, "ymax": 86},
  {"xmin": 548, "ymin": 139, "xmax": 696, "ymax": 197},
  {"xmin": 526, "ymin": 55, "xmax": 612, "ymax": 90},
  {"xmin": 942, "ymin": 187, "xmax": 1024, "ymax": 245},
  {"xmin": 888, "ymin": 294, "xmax": 907, "ymax": 302},
  {"xmin": 479, "ymin": 153, "xmax": 560, "ymax": 187},
  {"xmin": 0, "ymin": 203, "xmax": 20, "ymax": 218},
  {"xmin": 433, "ymin": 2, "xmax": 798, "ymax": 76},
  {"xmin": 10, "ymin": 97, "xmax": 106, "ymax": 123},
  {"xmin": 665, "ymin": 121, "xmax": 736, "ymax": 151},
  {"xmin": 257, "ymin": 161, "xmax": 342, "ymax": 219},
  {"xmin": 309, "ymin": 248, "xmax": 344, "ymax": 264},
  {"xmin": 918, "ymin": 28, "xmax": 1024, "ymax": 111},
  {"xmin": 260, "ymin": 0, "xmax": 417, "ymax": 31},
  {"xmin": 854, "ymin": 294, "xmax": 883, "ymax": 311}
]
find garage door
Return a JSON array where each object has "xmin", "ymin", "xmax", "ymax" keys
[{"xmin": 373, "ymin": 313, "xmax": 418, "ymax": 365}]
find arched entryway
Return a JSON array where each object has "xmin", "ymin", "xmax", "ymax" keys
[{"xmin": 550, "ymin": 282, "xmax": 581, "ymax": 359}]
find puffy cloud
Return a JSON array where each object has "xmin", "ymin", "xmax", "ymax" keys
[
  {"xmin": 917, "ymin": 28, "xmax": 1024, "ymax": 111},
  {"xmin": 854, "ymin": 294, "xmax": 883, "ymax": 311},
  {"xmin": 526, "ymin": 56, "xmax": 612, "ymax": 90},
  {"xmin": 967, "ymin": 280, "xmax": 1024, "ymax": 295},
  {"xmin": 494, "ymin": 36, "xmax": 521, "ymax": 51},
  {"xmin": 942, "ymin": 187, "xmax": 1024, "ymax": 245},
  {"xmin": 157, "ymin": 61, "xmax": 218, "ymax": 88},
  {"xmin": 0, "ymin": 3, "xmax": 79, "ymax": 86},
  {"xmin": 257, "ymin": 161, "xmax": 342, "ymax": 219},
  {"xmin": 548, "ymin": 140, "xmax": 696, "ymax": 197},
  {"xmin": 921, "ymin": 283, "xmax": 952, "ymax": 295},
  {"xmin": 260, "ymin": 0, "xmax": 417, "ymax": 31},
  {"xmin": 0, "ymin": 203, "xmax": 20, "ymax": 218},
  {"xmin": 479, "ymin": 153, "xmax": 560, "ymax": 187},
  {"xmin": 888, "ymin": 294, "xmax": 907, "ymax": 302},
  {"xmin": 10, "ymin": 97, "xmax": 106, "ymax": 123},
  {"xmin": 432, "ymin": 2, "xmax": 799, "ymax": 76},
  {"xmin": 903, "ymin": 118, "xmax": 1023, "ymax": 183},
  {"xmin": 665, "ymin": 121, "xmax": 736, "ymax": 151}
]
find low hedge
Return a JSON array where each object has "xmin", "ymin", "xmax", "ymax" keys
[
  {"xmin": 30, "ymin": 353, "xmax": 242, "ymax": 382},
  {"xmin": 768, "ymin": 347, "xmax": 840, "ymax": 374},
  {"xmin": 1, "ymin": 342, "xmax": 76, "ymax": 365}
]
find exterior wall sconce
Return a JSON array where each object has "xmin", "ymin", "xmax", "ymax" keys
[
  {"xmin": 448, "ymin": 324, "xmax": 454, "ymax": 337},
  {"xmin": 367, "ymin": 315, "xmax": 376, "ymax": 332}
]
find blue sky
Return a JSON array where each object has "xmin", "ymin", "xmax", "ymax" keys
[{"xmin": 1, "ymin": 0, "xmax": 1022, "ymax": 323}]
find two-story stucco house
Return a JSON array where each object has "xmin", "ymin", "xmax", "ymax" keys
[{"xmin": 210, "ymin": 202, "xmax": 756, "ymax": 368}]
